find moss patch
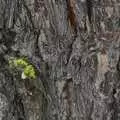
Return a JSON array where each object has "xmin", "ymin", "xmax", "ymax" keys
[{"xmin": 9, "ymin": 57, "xmax": 37, "ymax": 79}]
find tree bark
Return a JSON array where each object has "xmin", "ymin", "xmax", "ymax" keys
[{"xmin": 0, "ymin": 0, "xmax": 120, "ymax": 120}]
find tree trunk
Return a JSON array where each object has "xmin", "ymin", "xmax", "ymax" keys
[{"xmin": 0, "ymin": 0, "xmax": 120, "ymax": 120}]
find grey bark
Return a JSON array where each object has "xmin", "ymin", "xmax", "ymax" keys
[{"xmin": 0, "ymin": 0, "xmax": 120, "ymax": 120}]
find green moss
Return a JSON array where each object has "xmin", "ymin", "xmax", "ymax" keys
[
  {"xmin": 14, "ymin": 58, "xmax": 28, "ymax": 67},
  {"xmin": 23, "ymin": 65, "xmax": 36, "ymax": 79},
  {"xmin": 9, "ymin": 57, "xmax": 37, "ymax": 79},
  {"xmin": 9, "ymin": 57, "xmax": 27, "ymax": 68}
]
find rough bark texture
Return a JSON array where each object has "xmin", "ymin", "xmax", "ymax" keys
[{"xmin": 0, "ymin": 0, "xmax": 120, "ymax": 120}]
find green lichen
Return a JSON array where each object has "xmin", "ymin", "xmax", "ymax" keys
[{"xmin": 9, "ymin": 57, "xmax": 37, "ymax": 79}]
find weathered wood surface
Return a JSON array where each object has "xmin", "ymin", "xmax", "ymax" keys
[{"xmin": 0, "ymin": 0, "xmax": 120, "ymax": 120}]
